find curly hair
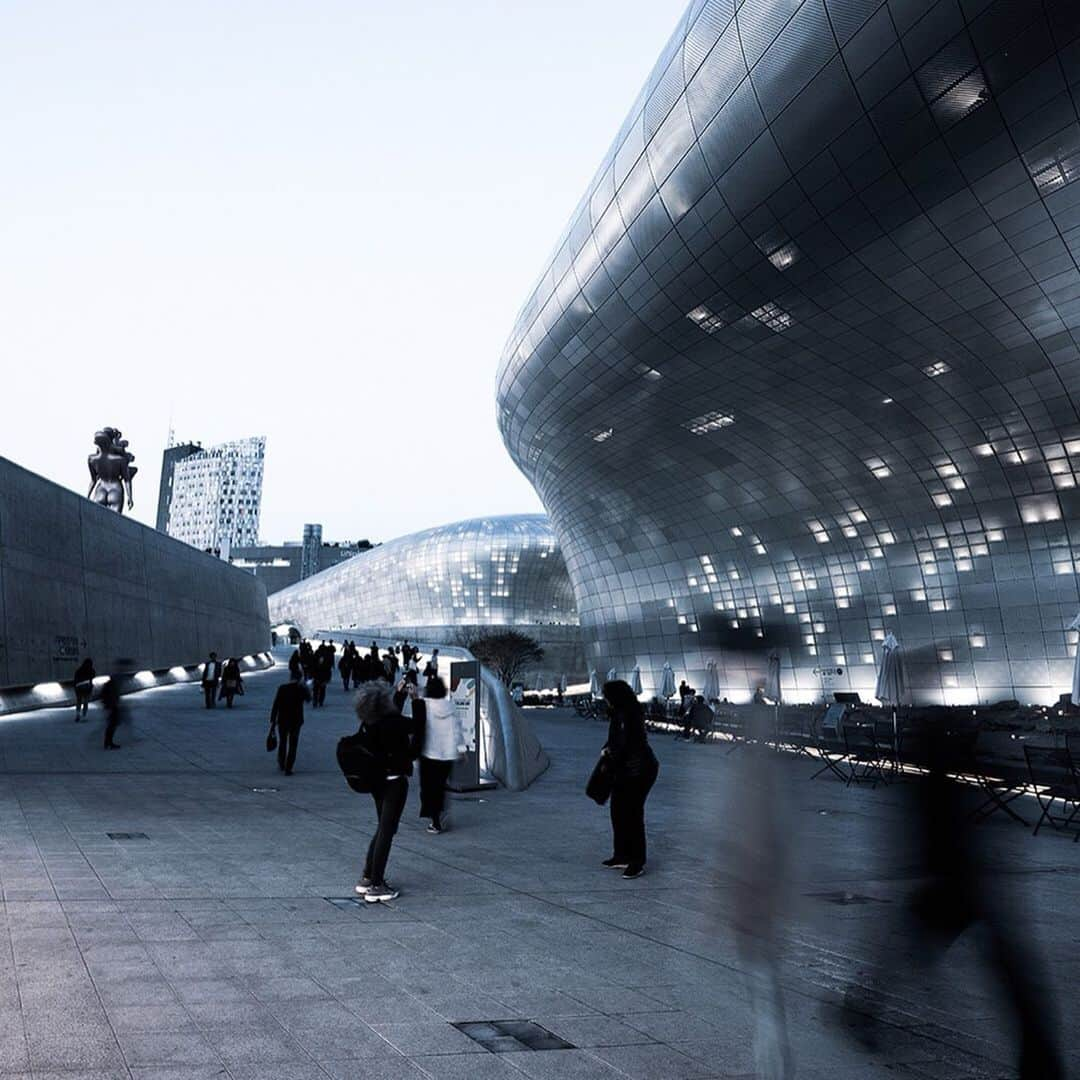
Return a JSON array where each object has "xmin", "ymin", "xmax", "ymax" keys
[{"xmin": 354, "ymin": 681, "xmax": 395, "ymax": 722}]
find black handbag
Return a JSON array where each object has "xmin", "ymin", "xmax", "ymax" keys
[
  {"xmin": 266, "ymin": 726, "xmax": 278, "ymax": 752},
  {"xmin": 586, "ymin": 753, "xmax": 614, "ymax": 805}
]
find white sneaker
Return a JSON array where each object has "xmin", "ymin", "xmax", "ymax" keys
[
  {"xmin": 364, "ymin": 883, "xmax": 399, "ymax": 903},
  {"xmin": 354, "ymin": 877, "xmax": 373, "ymax": 895}
]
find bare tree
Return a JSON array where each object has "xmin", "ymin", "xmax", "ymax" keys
[{"xmin": 454, "ymin": 629, "xmax": 544, "ymax": 687}]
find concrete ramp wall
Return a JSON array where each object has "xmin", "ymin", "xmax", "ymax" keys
[{"xmin": 0, "ymin": 456, "xmax": 270, "ymax": 687}]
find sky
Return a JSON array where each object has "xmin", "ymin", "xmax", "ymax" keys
[{"xmin": 0, "ymin": 0, "xmax": 686, "ymax": 544}]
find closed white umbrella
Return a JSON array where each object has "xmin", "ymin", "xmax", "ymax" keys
[
  {"xmin": 764, "ymin": 652, "xmax": 781, "ymax": 704},
  {"xmin": 630, "ymin": 665, "xmax": 642, "ymax": 695},
  {"xmin": 1069, "ymin": 613, "xmax": 1080, "ymax": 704},
  {"xmin": 702, "ymin": 659, "xmax": 720, "ymax": 702},
  {"xmin": 589, "ymin": 669, "xmax": 601, "ymax": 698},
  {"xmin": 559, "ymin": 674, "xmax": 567, "ymax": 694},
  {"xmin": 764, "ymin": 651, "xmax": 782, "ymax": 748},
  {"xmin": 875, "ymin": 632, "xmax": 908, "ymax": 749},
  {"xmin": 606, "ymin": 667, "xmax": 617, "ymax": 684},
  {"xmin": 659, "ymin": 662, "xmax": 676, "ymax": 699}
]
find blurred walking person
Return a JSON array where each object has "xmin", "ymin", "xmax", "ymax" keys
[
  {"xmin": 598, "ymin": 680, "xmax": 658, "ymax": 879},
  {"xmin": 339, "ymin": 650, "xmax": 353, "ymax": 692},
  {"xmin": 73, "ymin": 657, "xmax": 95, "ymax": 721},
  {"xmin": 838, "ymin": 709, "xmax": 1063, "ymax": 1078},
  {"xmin": 270, "ymin": 673, "xmax": 310, "ymax": 775},
  {"xmin": 101, "ymin": 676, "xmax": 123, "ymax": 749},
  {"xmin": 727, "ymin": 714, "xmax": 794, "ymax": 1078}
]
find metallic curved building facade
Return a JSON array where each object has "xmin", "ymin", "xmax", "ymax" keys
[
  {"xmin": 498, "ymin": 0, "xmax": 1080, "ymax": 705},
  {"xmin": 268, "ymin": 515, "xmax": 582, "ymax": 679}
]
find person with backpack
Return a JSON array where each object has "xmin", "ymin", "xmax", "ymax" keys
[{"xmin": 341, "ymin": 682, "xmax": 416, "ymax": 903}]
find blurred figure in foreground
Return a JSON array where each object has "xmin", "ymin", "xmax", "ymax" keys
[
  {"xmin": 839, "ymin": 709, "xmax": 1063, "ymax": 1079},
  {"xmin": 727, "ymin": 713, "xmax": 794, "ymax": 1078},
  {"xmin": 100, "ymin": 676, "xmax": 123, "ymax": 750},
  {"xmin": 73, "ymin": 657, "xmax": 95, "ymax": 721}
]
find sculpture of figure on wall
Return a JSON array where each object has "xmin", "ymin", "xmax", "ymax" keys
[{"xmin": 87, "ymin": 427, "xmax": 137, "ymax": 514}]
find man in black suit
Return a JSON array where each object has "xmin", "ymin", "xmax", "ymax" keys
[
  {"xmin": 270, "ymin": 675, "xmax": 310, "ymax": 775},
  {"xmin": 201, "ymin": 652, "xmax": 221, "ymax": 708}
]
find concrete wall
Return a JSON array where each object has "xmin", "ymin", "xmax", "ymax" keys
[{"xmin": 0, "ymin": 456, "xmax": 270, "ymax": 687}]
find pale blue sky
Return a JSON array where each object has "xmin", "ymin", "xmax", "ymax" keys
[{"xmin": 0, "ymin": 0, "xmax": 685, "ymax": 543}]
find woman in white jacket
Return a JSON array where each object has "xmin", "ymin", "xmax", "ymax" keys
[{"xmin": 413, "ymin": 677, "xmax": 465, "ymax": 833}]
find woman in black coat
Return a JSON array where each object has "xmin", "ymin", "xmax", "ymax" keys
[{"xmin": 600, "ymin": 679, "xmax": 659, "ymax": 879}]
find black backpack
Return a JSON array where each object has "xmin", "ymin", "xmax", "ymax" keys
[{"xmin": 336, "ymin": 724, "xmax": 383, "ymax": 793}]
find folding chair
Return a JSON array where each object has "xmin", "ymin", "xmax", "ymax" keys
[
  {"xmin": 1023, "ymin": 745, "xmax": 1080, "ymax": 841},
  {"xmin": 712, "ymin": 708, "xmax": 745, "ymax": 754},
  {"xmin": 841, "ymin": 720, "xmax": 890, "ymax": 788},
  {"xmin": 809, "ymin": 710, "xmax": 848, "ymax": 781},
  {"xmin": 779, "ymin": 709, "xmax": 812, "ymax": 758},
  {"xmin": 969, "ymin": 731, "xmax": 1030, "ymax": 827}
]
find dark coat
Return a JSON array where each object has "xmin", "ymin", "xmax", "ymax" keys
[
  {"xmin": 361, "ymin": 706, "xmax": 416, "ymax": 778},
  {"xmin": 605, "ymin": 704, "xmax": 657, "ymax": 780},
  {"xmin": 271, "ymin": 680, "xmax": 310, "ymax": 728}
]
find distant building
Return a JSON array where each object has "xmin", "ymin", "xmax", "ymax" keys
[
  {"xmin": 162, "ymin": 436, "xmax": 266, "ymax": 555},
  {"xmin": 300, "ymin": 523, "xmax": 323, "ymax": 580},
  {"xmin": 155, "ymin": 441, "xmax": 201, "ymax": 533},
  {"xmin": 231, "ymin": 527, "xmax": 374, "ymax": 595},
  {"xmin": 268, "ymin": 515, "xmax": 582, "ymax": 683}
]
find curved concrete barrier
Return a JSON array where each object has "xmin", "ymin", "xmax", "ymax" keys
[{"xmin": 0, "ymin": 652, "xmax": 275, "ymax": 717}]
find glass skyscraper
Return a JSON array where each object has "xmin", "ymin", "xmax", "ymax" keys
[{"xmin": 163, "ymin": 436, "xmax": 266, "ymax": 556}]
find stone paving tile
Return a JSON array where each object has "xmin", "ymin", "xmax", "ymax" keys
[
  {"xmin": 0, "ymin": 662, "xmax": 1076, "ymax": 1080},
  {"xmin": 370, "ymin": 1019, "xmax": 489, "ymax": 1055}
]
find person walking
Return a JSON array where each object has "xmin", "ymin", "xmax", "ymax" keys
[
  {"xmin": 339, "ymin": 650, "xmax": 353, "ymax": 692},
  {"xmin": 218, "ymin": 658, "xmax": 244, "ymax": 708},
  {"xmin": 599, "ymin": 679, "xmax": 659, "ymax": 879},
  {"xmin": 101, "ymin": 676, "xmax": 123, "ymax": 749},
  {"xmin": 353, "ymin": 682, "xmax": 416, "ymax": 903},
  {"xmin": 288, "ymin": 649, "xmax": 303, "ymax": 681},
  {"xmin": 73, "ymin": 657, "xmax": 95, "ymax": 721},
  {"xmin": 269, "ymin": 673, "xmax": 310, "ymax": 775},
  {"xmin": 405, "ymin": 676, "xmax": 465, "ymax": 834},
  {"xmin": 201, "ymin": 652, "xmax": 222, "ymax": 708}
]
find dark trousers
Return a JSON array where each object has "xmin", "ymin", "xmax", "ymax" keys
[
  {"xmin": 610, "ymin": 771, "xmax": 656, "ymax": 867},
  {"xmin": 419, "ymin": 757, "xmax": 454, "ymax": 825},
  {"xmin": 203, "ymin": 682, "xmax": 217, "ymax": 708},
  {"xmin": 277, "ymin": 722, "xmax": 300, "ymax": 772},
  {"xmin": 312, "ymin": 680, "xmax": 327, "ymax": 707},
  {"xmin": 104, "ymin": 711, "xmax": 120, "ymax": 748},
  {"xmin": 363, "ymin": 777, "xmax": 408, "ymax": 885}
]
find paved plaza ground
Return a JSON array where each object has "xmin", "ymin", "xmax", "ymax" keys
[{"xmin": 0, "ymin": 655, "xmax": 1076, "ymax": 1079}]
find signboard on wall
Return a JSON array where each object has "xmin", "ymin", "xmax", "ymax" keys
[
  {"xmin": 448, "ymin": 660, "xmax": 483, "ymax": 791},
  {"xmin": 814, "ymin": 666, "xmax": 844, "ymax": 698},
  {"xmin": 52, "ymin": 636, "xmax": 81, "ymax": 662}
]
